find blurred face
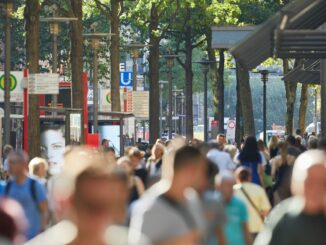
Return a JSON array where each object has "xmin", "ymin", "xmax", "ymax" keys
[
  {"xmin": 218, "ymin": 136, "xmax": 226, "ymax": 145},
  {"xmin": 9, "ymin": 158, "xmax": 26, "ymax": 177},
  {"xmin": 218, "ymin": 179, "xmax": 235, "ymax": 203},
  {"xmin": 41, "ymin": 129, "xmax": 65, "ymax": 175},
  {"xmin": 304, "ymin": 165, "xmax": 326, "ymax": 213},
  {"xmin": 183, "ymin": 157, "xmax": 206, "ymax": 190},
  {"xmin": 36, "ymin": 163, "xmax": 47, "ymax": 178},
  {"xmin": 129, "ymin": 156, "xmax": 141, "ymax": 169},
  {"xmin": 154, "ymin": 147, "xmax": 163, "ymax": 160},
  {"xmin": 72, "ymin": 177, "xmax": 128, "ymax": 237}
]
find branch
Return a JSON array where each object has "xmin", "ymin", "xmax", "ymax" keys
[
  {"xmin": 192, "ymin": 38, "xmax": 206, "ymax": 49},
  {"xmin": 94, "ymin": 0, "xmax": 112, "ymax": 17}
]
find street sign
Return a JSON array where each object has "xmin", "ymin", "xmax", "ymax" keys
[
  {"xmin": 226, "ymin": 119, "xmax": 236, "ymax": 143},
  {"xmin": 0, "ymin": 71, "xmax": 24, "ymax": 102},
  {"xmin": 132, "ymin": 91, "xmax": 149, "ymax": 118},
  {"xmin": 120, "ymin": 72, "xmax": 133, "ymax": 87},
  {"xmin": 28, "ymin": 73, "xmax": 60, "ymax": 94}
]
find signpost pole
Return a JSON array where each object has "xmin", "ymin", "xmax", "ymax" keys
[{"xmin": 23, "ymin": 69, "xmax": 28, "ymax": 152}]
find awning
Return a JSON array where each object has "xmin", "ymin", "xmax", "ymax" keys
[
  {"xmin": 230, "ymin": 0, "xmax": 326, "ymax": 70},
  {"xmin": 283, "ymin": 59, "xmax": 320, "ymax": 84}
]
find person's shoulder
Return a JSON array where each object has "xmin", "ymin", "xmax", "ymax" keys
[{"xmin": 231, "ymin": 195, "xmax": 246, "ymax": 208}]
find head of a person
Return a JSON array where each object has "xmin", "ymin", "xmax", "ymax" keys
[
  {"xmin": 127, "ymin": 147, "xmax": 144, "ymax": 169},
  {"xmin": 3, "ymin": 145, "xmax": 13, "ymax": 159},
  {"xmin": 235, "ymin": 167, "xmax": 252, "ymax": 183},
  {"xmin": 308, "ymin": 136, "xmax": 319, "ymax": 150},
  {"xmin": 239, "ymin": 136, "xmax": 260, "ymax": 162},
  {"xmin": 151, "ymin": 143, "xmax": 165, "ymax": 161},
  {"xmin": 268, "ymin": 135, "xmax": 279, "ymax": 150},
  {"xmin": 215, "ymin": 171, "xmax": 235, "ymax": 203},
  {"xmin": 296, "ymin": 128, "xmax": 302, "ymax": 136},
  {"xmin": 291, "ymin": 150, "xmax": 326, "ymax": 214},
  {"xmin": 28, "ymin": 157, "xmax": 48, "ymax": 178},
  {"xmin": 101, "ymin": 139, "xmax": 109, "ymax": 148},
  {"xmin": 224, "ymin": 144, "xmax": 237, "ymax": 160},
  {"xmin": 7, "ymin": 151, "xmax": 29, "ymax": 178},
  {"xmin": 201, "ymin": 159, "xmax": 219, "ymax": 191},
  {"xmin": 257, "ymin": 139, "xmax": 266, "ymax": 152},
  {"xmin": 295, "ymin": 135, "xmax": 303, "ymax": 147},
  {"xmin": 217, "ymin": 134, "xmax": 226, "ymax": 146},
  {"xmin": 117, "ymin": 156, "xmax": 133, "ymax": 176},
  {"xmin": 208, "ymin": 141, "xmax": 222, "ymax": 151},
  {"xmin": 172, "ymin": 146, "xmax": 206, "ymax": 189},
  {"xmin": 318, "ymin": 138, "xmax": 326, "ymax": 151},
  {"xmin": 0, "ymin": 199, "xmax": 27, "ymax": 245},
  {"xmin": 40, "ymin": 124, "xmax": 65, "ymax": 175},
  {"xmin": 286, "ymin": 135, "xmax": 296, "ymax": 146}
]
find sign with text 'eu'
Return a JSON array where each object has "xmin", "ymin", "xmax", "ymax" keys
[{"xmin": 120, "ymin": 72, "xmax": 133, "ymax": 87}]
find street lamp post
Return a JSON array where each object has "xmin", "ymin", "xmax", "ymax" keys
[
  {"xmin": 195, "ymin": 58, "xmax": 214, "ymax": 142},
  {"xmin": 125, "ymin": 42, "xmax": 148, "ymax": 91},
  {"xmin": 260, "ymin": 70, "xmax": 269, "ymax": 144},
  {"xmin": 159, "ymin": 80, "xmax": 168, "ymax": 138},
  {"xmin": 173, "ymin": 88, "xmax": 182, "ymax": 135},
  {"xmin": 179, "ymin": 92, "xmax": 185, "ymax": 136},
  {"xmin": 3, "ymin": 0, "xmax": 13, "ymax": 145},
  {"xmin": 162, "ymin": 52, "xmax": 182, "ymax": 140},
  {"xmin": 84, "ymin": 26, "xmax": 113, "ymax": 133},
  {"xmin": 41, "ymin": 7, "xmax": 77, "ymax": 115}
]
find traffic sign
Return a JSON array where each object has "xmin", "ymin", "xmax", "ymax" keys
[
  {"xmin": 0, "ymin": 74, "xmax": 17, "ymax": 91},
  {"xmin": 120, "ymin": 72, "xmax": 133, "ymax": 87},
  {"xmin": 0, "ymin": 71, "xmax": 24, "ymax": 102},
  {"xmin": 227, "ymin": 120, "xmax": 236, "ymax": 129}
]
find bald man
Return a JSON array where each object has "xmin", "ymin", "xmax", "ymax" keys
[{"xmin": 254, "ymin": 150, "xmax": 326, "ymax": 245}]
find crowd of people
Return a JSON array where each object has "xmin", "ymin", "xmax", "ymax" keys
[{"xmin": 0, "ymin": 132, "xmax": 325, "ymax": 245}]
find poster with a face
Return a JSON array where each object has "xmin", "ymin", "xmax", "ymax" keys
[{"xmin": 40, "ymin": 120, "xmax": 65, "ymax": 175}]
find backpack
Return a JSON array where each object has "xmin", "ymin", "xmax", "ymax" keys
[{"xmin": 4, "ymin": 178, "xmax": 38, "ymax": 206}]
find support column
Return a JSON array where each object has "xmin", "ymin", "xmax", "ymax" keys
[{"xmin": 320, "ymin": 59, "xmax": 326, "ymax": 138}]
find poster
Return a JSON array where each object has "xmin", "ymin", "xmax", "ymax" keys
[{"xmin": 40, "ymin": 120, "xmax": 65, "ymax": 175}]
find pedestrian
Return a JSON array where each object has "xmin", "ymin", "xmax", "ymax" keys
[
  {"xmin": 28, "ymin": 157, "xmax": 48, "ymax": 189},
  {"xmin": 207, "ymin": 142, "xmax": 235, "ymax": 172},
  {"xmin": 268, "ymin": 136, "xmax": 279, "ymax": 163},
  {"xmin": 129, "ymin": 146, "xmax": 207, "ymax": 245},
  {"xmin": 146, "ymin": 142, "xmax": 166, "ymax": 186},
  {"xmin": 254, "ymin": 150, "xmax": 326, "ymax": 245},
  {"xmin": 235, "ymin": 136, "xmax": 265, "ymax": 187},
  {"xmin": 217, "ymin": 134, "xmax": 227, "ymax": 148},
  {"xmin": 216, "ymin": 171, "xmax": 252, "ymax": 245},
  {"xmin": 270, "ymin": 142, "xmax": 295, "ymax": 205},
  {"xmin": 2, "ymin": 145, "xmax": 13, "ymax": 180},
  {"xmin": 286, "ymin": 135, "xmax": 301, "ymax": 157},
  {"xmin": 117, "ymin": 156, "xmax": 145, "ymax": 205},
  {"xmin": 4, "ymin": 151, "xmax": 48, "ymax": 240},
  {"xmin": 127, "ymin": 147, "xmax": 148, "ymax": 187},
  {"xmin": 318, "ymin": 138, "xmax": 326, "ymax": 151},
  {"xmin": 234, "ymin": 167, "xmax": 271, "ymax": 239}
]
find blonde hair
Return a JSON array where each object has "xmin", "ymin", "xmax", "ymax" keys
[
  {"xmin": 268, "ymin": 135, "xmax": 279, "ymax": 150},
  {"xmin": 29, "ymin": 157, "xmax": 48, "ymax": 176}
]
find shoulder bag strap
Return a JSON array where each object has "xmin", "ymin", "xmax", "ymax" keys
[{"xmin": 240, "ymin": 186, "xmax": 264, "ymax": 222}]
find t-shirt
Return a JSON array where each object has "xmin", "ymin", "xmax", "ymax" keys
[
  {"xmin": 129, "ymin": 188, "xmax": 206, "ymax": 245},
  {"xmin": 0, "ymin": 181, "xmax": 5, "ymax": 196},
  {"xmin": 234, "ymin": 182, "xmax": 271, "ymax": 233},
  {"xmin": 202, "ymin": 190, "xmax": 226, "ymax": 245},
  {"xmin": 207, "ymin": 149, "xmax": 236, "ymax": 171},
  {"xmin": 254, "ymin": 197, "xmax": 326, "ymax": 245},
  {"xmin": 6, "ymin": 177, "xmax": 47, "ymax": 240},
  {"xmin": 224, "ymin": 196, "xmax": 248, "ymax": 245}
]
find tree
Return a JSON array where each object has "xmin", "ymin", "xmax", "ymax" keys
[
  {"xmin": 25, "ymin": 0, "xmax": 41, "ymax": 158},
  {"xmin": 298, "ymin": 83, "xmax": 308, "ymax": 133}
]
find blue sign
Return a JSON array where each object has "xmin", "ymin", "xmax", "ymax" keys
[{"xmin": 120, "ymin": 72, "xmax": 133, "ymax": 87}]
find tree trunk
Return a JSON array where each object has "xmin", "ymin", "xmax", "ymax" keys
[
  {"xmin": 185, "ymin": 24, "xmax": 194, "ymax": 140},
  {"xmin": 25, "ymin": 0, "xmax": 41, "ymax": 158},
  {"xmin": 283, "ymin": 59, "xmax": 297, "ymax": 135},
  {"xmin": 217, "ymin": 50, "xmax": 225, "ymax": 134},
  {"xmin": 298, "ymin": 83, "xmax": 308, "ymax": 134},
  {"xmin": 110, "ymin": 0, "xmax": 121, "ymax": 112},
  {"xmin": 236, "ymin": 61, "xmax": 255, "ymax": 136},
  {"xmin": 148, "ymin": 4, "xmax": 160, "ymax": 144},
  {"xmin": 235, "ymin": 70, "xmax": 243, "ymax": 145},
  {"xmin": 70, "ymin": 0, "xmax": 84, "ymax": 143}
]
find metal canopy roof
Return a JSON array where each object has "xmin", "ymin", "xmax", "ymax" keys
[
  {"xmin": 230, "ymin": 0, "xmax": 326, "ymax": 70},
  {"xmin": 283, "ymin": 59, "xmax": 320, "ymax": 84}
]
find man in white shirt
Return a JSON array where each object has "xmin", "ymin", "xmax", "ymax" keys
[{"xmin": 207, "ymin": 142, "xmax": 236, "ymax": 172}]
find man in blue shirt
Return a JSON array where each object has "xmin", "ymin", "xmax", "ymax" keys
[
  {"xmin": 5, "ymin": 151, "xmax": 48, "ymax": 240},
  {"xmin": 216, "ymin": 171, "xmax": 252, "ymax": 245}
]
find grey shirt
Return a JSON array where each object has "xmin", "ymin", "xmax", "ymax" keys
[{"xmin": 129, "ymin": 188, "xmax": 206, "ymax": 245}]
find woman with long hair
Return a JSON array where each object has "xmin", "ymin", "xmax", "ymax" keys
[
  {"xmin": 236, "ymin": 136, "xmax": 265, "ymax": 187},
  {"xmin": 268, "ymin": 136, "xmax": 279, "ymax": 159}
]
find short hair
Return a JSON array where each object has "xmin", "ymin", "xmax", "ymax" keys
[
  {"xmin": 291, "ymin": 149, "xmax": 326, "ymax": 195},
  {"xmin": 215, "ymin": 170, "xmax": 235, "ymax": 186},
  {"xmin": 296, "ymin": 128, "xmax": 301, "ymax": 135},
  {"xmin": 173, "ymin": 146, "xmax": 203, "ymax": 171},
  {"xmin": 3, "ymin": 145, "xmax": 13, "ymax": 157},
  {"xmin": 101, "ymin": 139, "xmax": 109, "ymax": 145},
  {"xmin": 217, "ymin": 134, "xmax": 226, "ymax": 138},
  {"xmin": 286, "ymin": 135, "xmax": 296, "ymax": 145},
  {"xmin": 235, "ymin": 167, "xmax": 252, "ymax": 182},
  {"xmin": 8, "ymin": 151, "xmax": 29, "ymax": 164},
  {"xmin": 307, "ymin": 136, "xmax": 318, "ymax": 150},
  {"xmin": 208, "ymin": 141, "xmax": 222, "ymax": 151},
  {"xmin": 29, "ymin": 157, "xmax": 48, "ymax": 175}
]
